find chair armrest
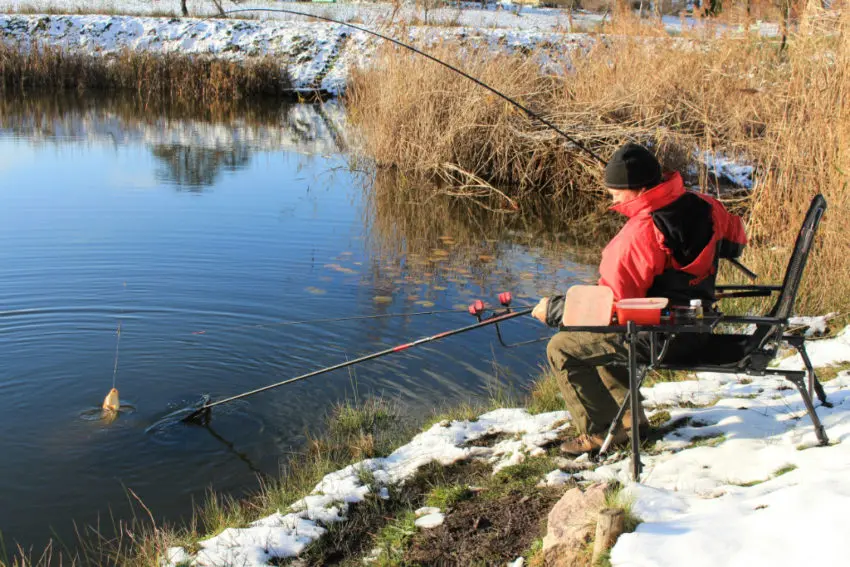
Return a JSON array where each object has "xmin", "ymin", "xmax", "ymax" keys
[
  {"xmin": 716, "ymin": 285, "xmax": 782, "ymax": 292},
  {"xmin": 716, "ymin": 290, "xmax": 775, "ymax": 299},
  {"xmin": 719, "ymin": 315, "xmax": 787, "ymax": 326}
]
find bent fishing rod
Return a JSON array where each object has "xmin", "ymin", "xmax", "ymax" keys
[
  {"xmin": 203, "ymin": 7, "xmax": 606, "ymax": 166},
  {"xmin": 184, "ymin": 302, "xmax": 532, "ymax": 423}
]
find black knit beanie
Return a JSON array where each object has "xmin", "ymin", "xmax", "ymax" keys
[{"xmin": 604, "ymin": 143, "xmax": 663, "ymax": 189}]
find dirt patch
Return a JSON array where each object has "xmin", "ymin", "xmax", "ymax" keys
[
  {"xmin": 461, "ymin": 431, "xmax": 515, "ymax": 448},
  {"xmin": 404, "ymin": 487, "xmax": 563, "ymax": 564}
]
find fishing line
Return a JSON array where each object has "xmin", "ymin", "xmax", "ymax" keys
[
  {"xmin": 190, "ymin": 307, "xmax": 472, "ymax": 335},
  {"xmin": 112, "ymin": 321, "xmax": 122, "ymax": 389},
  {"xmin": 198, "ymin": 7, "xmax": 607, "ymax": 166}
]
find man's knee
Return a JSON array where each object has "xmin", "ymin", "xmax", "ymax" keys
[{"xmin": 546, "ymin": 332, "xmax": 576, "ymax": 370}]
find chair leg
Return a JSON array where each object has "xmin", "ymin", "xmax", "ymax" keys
[
  {"xmin": 599, "ymin": 368, "xmax": 646, "ymax": 457},
  {"xmin": 786, "ymin": 374, "xmax": 830, "ymax": 446},
  {"xmin": 793, "ymin": 341, "xmax": 832, "ymax": 407},
  {"xmin": 627, "ymin": 322, "xmax": 643, "ymax": 481}
]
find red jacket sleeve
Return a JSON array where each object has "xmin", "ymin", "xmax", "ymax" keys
[
  {"xmin": 702, "ymin": 195, "xmax": 748, "ymax": 258},
  {"xmin": 598, "ymin": 225, "xmax": 668, "ymax": 301}
]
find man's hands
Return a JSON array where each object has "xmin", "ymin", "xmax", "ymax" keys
[{"xmin": 531, "ymin": 297, "xmax": 549, "ymax": 324}]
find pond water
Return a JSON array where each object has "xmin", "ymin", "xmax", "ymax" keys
[{"xmin": 0, "ymin": 96, "xmax": 599, "ymax": 551}]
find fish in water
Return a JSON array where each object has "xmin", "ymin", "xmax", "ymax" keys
[{"xmin": 102, "ymin": 388, "xmax": 120, "ymax": 412}]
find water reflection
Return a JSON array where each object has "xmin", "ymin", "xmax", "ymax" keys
[
  {"xmin": 152, "ymin": 145, "xmax": 252, "ymax": 189},
  {"xmin": 364, "ymin": 169, "xmax": 608, "ymax": 299},
  {"xmin": 0, "ymin": 92, "xmax": 349, "ymax": 188}
]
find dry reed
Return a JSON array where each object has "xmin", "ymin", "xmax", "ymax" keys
[
  {"xmin": 0, "ymin": 42, "xmax": 291, "ymax": 108},
  {"xmin": 347, "ymin": 14, "xmax": 850, "ymax": 314}
]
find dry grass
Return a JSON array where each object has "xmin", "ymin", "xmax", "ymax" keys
[
  {"xmin": 0, "ymin": 42, "xmax": 291, "ymax": 108},
  {"xmin": 348, "ymin": 13, "xmax": 850, "ymax": 314}
]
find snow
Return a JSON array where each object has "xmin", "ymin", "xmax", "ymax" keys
[
  {"xmin": 0, "ymin": 0, "xmax": 602, "ymax": 33},
  {"xmin": 695, "ymin": 150, "xmax": 755, "ymax": 189},
  {"xmin": 788, "ymin": 313, "xmax": 838, "ymax": 337},
  {"xmin": 414, "ymin": 512, "xmax": 445, "ymax": 528},
  {"xmin": 164, "ymin": 547, "xmax": 190, "ymax": 566},
  {"xmin": 165, "ymin": 408, "xmax": 569, "ymax": 566},
  {"xmin": 594, "ymin": 326, "xmax": 850, "ymax": 567},
  {"xmin": 538, "ymin": 469, "xmax": 573, "ymax": 487}
]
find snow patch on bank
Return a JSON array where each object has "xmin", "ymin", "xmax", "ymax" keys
[
  {"xmin": 595, "ymin": 326, "xmax": 850, "ymax": 567},
  {"xmin": 166, "ymin": 408, "xmax": 569, "ymax": 566},
  {"xmin": 696, "ymin": 150, "xmax": 755, "ymax": 189}
]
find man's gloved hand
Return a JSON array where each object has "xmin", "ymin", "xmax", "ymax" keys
[
  {"xmin": 531, "ymin": 295, "xmax": 565, "ymax": 327},
  {"xmin": 531, "ymin": 297, "xmax": 549, "ymax": 323}
]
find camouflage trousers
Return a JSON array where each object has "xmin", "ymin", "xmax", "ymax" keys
[{"xmin": 546, "ymin": 331, "xmax": 646, "ymax": 435}]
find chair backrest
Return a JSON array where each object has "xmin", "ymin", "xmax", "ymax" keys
[
  {"xmin": 770, "ymin": 194, "xmax": 827, "ymax": 319},
  {"xmin": 755, "ymin": 194, "xmax": 827, "ymax": 348}
]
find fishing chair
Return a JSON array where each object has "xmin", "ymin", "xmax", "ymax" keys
[{"xmin": 598, "ymin": 194, "xmax": 831, "ymax": 480}]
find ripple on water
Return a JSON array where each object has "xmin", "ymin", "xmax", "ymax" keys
[
  {"xmin": 78, "ymin": 404, "xmax": 137, "ymax": 422},
  {"xmin": 144, "ymin": 396, "xmax": 263, "ymax": 444}
]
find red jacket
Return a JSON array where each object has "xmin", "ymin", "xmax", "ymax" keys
[{"xmin": 598, "ymin": 172, "xmax": 747, "ymax": 304}]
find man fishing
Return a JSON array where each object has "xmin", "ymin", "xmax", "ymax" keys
[{"xmin": 532, "ymin": 143, "xmax": 747, "ymax": 455}]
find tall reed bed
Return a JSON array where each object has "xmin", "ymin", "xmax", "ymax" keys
[
  {"xmin": 0, "ymin": 43, "xmax": 291, "ymax": 107},
  {"xmin": 347, "ymin": 16, "xmax": 850, "ymax": 314}
]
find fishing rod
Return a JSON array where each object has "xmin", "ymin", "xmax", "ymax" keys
[
  {"xmin": 190, "ymin": 307, "xmax": 474, "ymax": 335},
  {"xmin": 183, "ymin": 301, "xmax": 533, "ymax": 423},
  {"xmin": 202, "ymin": 7, "xmax": 607, "ymax": 166}
]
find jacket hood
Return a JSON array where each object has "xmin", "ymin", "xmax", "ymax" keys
[{"xmin": 610, "ymin": 172, "xmax": 685, "ymax": 218}]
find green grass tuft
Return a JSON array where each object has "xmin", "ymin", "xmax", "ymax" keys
[
  {"xmin": 648, "ymin": 410, "xmax": 672, "ymax": 428},
  {"xmin": 368, "ymin": 510, "xmax": 418, "ymax": 567},
  {"xmin": 689, "ymin": 432, "xmax": 727, "ymax": 448},
  {"xmin": 773, "ymin": 464, "xmax": 798, "ymax": 477},
  {"xmin": 816, "ymin": 361, "xmax": 850, "ymax": 382},
  {"xmin": 643, "ymin": 369, "xmax": 693, "ymax": 388},
  {"xmin": 329, "ymin": 397, "xmax": 396, "ymax": 439},
  {"xmin": 603, "ymin": 484, "xmax": 642, "ymax": 534},
  {"xmin": 526, "ymin": 369, "xmax": 566, "ymax": 414},
  {"xmin": 425, "ymin": 484, "xmax": 473, "ymax": 510},
  {"xmin": 729, "ymin": 478, "xmax": 768, "ymax": 487}
]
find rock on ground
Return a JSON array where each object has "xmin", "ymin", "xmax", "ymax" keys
[{"xmin": 543, "ymin": 483, "xmax": 607, "ymax": 567}]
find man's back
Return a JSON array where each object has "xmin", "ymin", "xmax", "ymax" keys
[{"xmin": 598, "ymin": 172, "xmax": 747, "ymax": 305}]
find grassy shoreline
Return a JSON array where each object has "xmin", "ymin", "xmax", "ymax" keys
[{"xmin": 7, "ymin": 353, "xmax": 847, "ymax": 565}]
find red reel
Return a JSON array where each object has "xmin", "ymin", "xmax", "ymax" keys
[
  {"xmin": 498, "ymin": 292, "xmax": 512, "ymax": 306},
  {"xmin": 468, "ymin": 300, "xmax": 485, "ymax": 316}
]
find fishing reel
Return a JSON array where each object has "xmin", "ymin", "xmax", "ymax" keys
[{"xmin": 467, "ymin": 292, "xmax": 549, "ymax": 349}]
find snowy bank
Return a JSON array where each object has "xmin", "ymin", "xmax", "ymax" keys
[
  {"xmin": 164, "ymin": 325, "xmax": 850, "ymax": 567},
  {"xmin": 0, "ymin": 13, "xmax": 591, "ymax": 93},
  {"xmin": 595, "ymin": 327, "xmax": 850, "ymax": 567}
]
